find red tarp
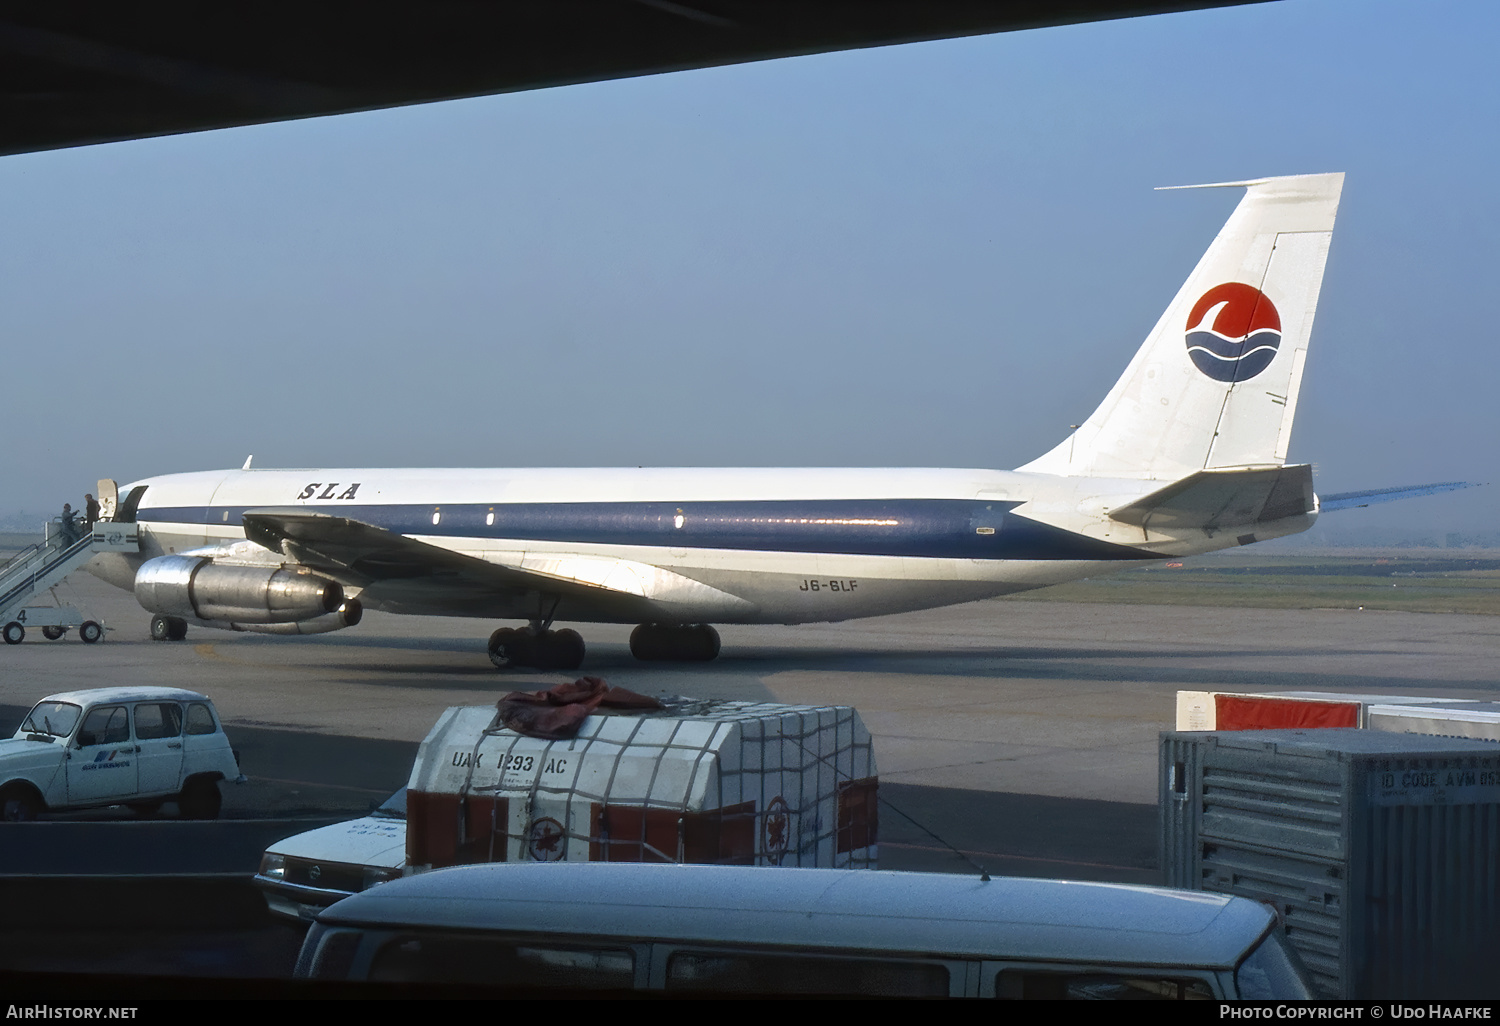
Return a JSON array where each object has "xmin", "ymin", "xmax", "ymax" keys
[
  {"xmin": 496, "ymin": 677, "xmax": 664, "ymax": 740},
  {"xmin": 1214, "ymin": 694, "xmax": 1360, "ymax": 731}
]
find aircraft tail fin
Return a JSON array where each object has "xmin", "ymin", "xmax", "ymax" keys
[{"xmin": 1019, "ymin": 173, "xmax": 1343, "ymax": 479}]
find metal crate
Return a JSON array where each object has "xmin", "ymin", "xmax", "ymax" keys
[{"xmin": 1161, "ymin": 729, "xmax": 1500, "ymax": 999}]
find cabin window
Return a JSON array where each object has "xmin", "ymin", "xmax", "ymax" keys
[
  {"xmin": 368, "ymin": 933, "xmax": 634, "ymax": 989},
  {"xmin": 665, "ymin": 948, "xmax": 950, "ymax": 996}
]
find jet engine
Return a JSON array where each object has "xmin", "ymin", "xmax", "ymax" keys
[
  {"xmin": 134, "ymin": 554, "xmax": 344, "ymax": 625},
  {"xmin": 231, "ymin": 600, "xmax": 363, "ymax": 635}
]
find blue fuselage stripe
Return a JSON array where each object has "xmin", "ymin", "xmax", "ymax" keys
[{"xmin": 136, "ymin": 499, "xmax": 1151, "ymax": 561}]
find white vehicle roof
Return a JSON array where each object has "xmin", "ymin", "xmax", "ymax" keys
[
  {"xmin": 36, "ymin": 686, "xmax": 211, "ymax": 706},
  {"xmin": 317, "ymin": 862, "xmax": 1274, "ymax": 969}
]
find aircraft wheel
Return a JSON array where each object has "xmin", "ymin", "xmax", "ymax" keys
[
  {"xmin": 167, "ymin": 617, "xmax": 188, "ymax": 641},
  {"xmin": 79, "ymin": 621, "xmax": 103, "ymax": 644},
  {"xmin": 545, "ymin": 629, "xmax": 586, "ymax": 671},
  {"xmin": 150, "ymin": 615, "xmax": 172, "ymax": 642},
  {"xmin": 2, "ymin": 622, "xmax": 24, "ymax": 645},
  {"xmin": 691, "ymin": 624, "xmax": 721, "ymax": 661},
  {"xmin": 629, "ymin": 623, "xmax": 664, "ymax": 661},
  {"xmin": 42, "ymin": 626, "xmax": 65, "ymax": 641},
  {"xmin": 488, "ymin": 627, "xmax": 528, "ymax": 670},
  {"xmin": 630, "ymin": 623, "xmax": 720, "ymax": 662}
]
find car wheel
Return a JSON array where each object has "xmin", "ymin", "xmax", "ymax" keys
[
  {"xmin": 2, "ymin": 622, "xmax": 23, "ymax": 645},
  {"xmin": 0, "ymin": 786, "xmax": 40, "ymax": 821},
  {"xmin": 79, "ymin": 621, "xmax": 103, "ymax": 644},
  {"xmin": 41, "ymin": 626, "xmax": 65, "ymax": 641},
  {"xmin": 179, "ymin": 778, "xmax": 222, "ymax": 820}
]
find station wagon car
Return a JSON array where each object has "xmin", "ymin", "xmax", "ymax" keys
[{"xmin": 0, "ymin": 686, "xmax": 242, "ymax": 820}]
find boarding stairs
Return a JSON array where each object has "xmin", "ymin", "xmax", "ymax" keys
[{"xmin": 0, "ymin": 520, "xmax": 138, "ymax": 643}]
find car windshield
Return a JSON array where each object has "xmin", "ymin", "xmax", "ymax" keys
[
  {"xmin": 1236, "ymin": 931, "xmax": 1315, "ymax": 999},
  {"xmin": 372, "ymin": 789, "xmax": 407, "ymax": 819},
  {"xmin": 20, "ymin": 702, "xmax": 82, "ymax": 738}
]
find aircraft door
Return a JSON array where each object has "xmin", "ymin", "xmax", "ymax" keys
[{"xmin": 97, "ymin": 479, "xmax": 118, "ymax": 521}]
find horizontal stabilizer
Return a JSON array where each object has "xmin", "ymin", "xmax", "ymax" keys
[
  {"xmin": 1319, "ymin": 481, "xmax": 1479, "ymax": 512},
  {"xmin": 1108, "ymin": 464, "xmax": 1314, "ymax": 531}
]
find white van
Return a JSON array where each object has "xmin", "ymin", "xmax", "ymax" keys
[{"xmin": 294, "ymin": 862, "xmax": 1313, "ymax": 998}]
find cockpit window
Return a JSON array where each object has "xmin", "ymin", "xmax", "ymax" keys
[{"xmin": 21, "ymin": 702, "xmax": 81, "ymax": 738}]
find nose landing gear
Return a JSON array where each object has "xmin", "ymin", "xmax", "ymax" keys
[{"xmin": 149, "ymin": 615, "xmax": 189, "ymax": 641}]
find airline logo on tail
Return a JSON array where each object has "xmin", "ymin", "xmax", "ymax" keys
[{"xmin": 1184, "ymin": 282, "xmax": 1282, "ymax": 382}]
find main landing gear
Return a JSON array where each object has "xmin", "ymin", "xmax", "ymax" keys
[
  {"xmin": 488, "ymin": 626, "xmax": 586, "ymax": 671},
  {"xmin": 485, "ymin": 622, "xmax": 723, "ymax": 670},
  {"xmin": 629, "ymin": 623, "xmax": 720, "ymax": 662}
]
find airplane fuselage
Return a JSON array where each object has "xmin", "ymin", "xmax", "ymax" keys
[{"xmin": 92, "ymin": 465, "xmax": 1293, "ymax": 626}]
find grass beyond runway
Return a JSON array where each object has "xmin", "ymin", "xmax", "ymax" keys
[{"xmin": 1010, "ymin": 552, "xmax": 1500, "ymax": 615}]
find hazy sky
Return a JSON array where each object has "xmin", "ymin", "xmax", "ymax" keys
[{"xmin": 0, "ymin": 0, "xmax": 1494, "ymax": 536}]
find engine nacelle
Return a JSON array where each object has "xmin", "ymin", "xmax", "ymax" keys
[
  {"xmin": 228, "ymin": 600, "xmax": 363, "ymax": 635},
  {"xmin": 135, "ymin": 554, "xmax": 343, "ymax": 625}
]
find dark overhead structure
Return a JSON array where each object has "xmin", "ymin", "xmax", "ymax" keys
[{"xmin": 0, "ymin": 1, "xmax": 1265, "ymax": 158}]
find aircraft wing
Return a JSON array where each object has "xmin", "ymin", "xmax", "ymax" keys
[
  {"xmin": 238, "ymin": 507, "xmax": 756, "ymax": 621},
  {"xmin": 1319, "ymin": 482, "xmax": 1478, "ymax": 512},
  {"xmin": 240, "ymin": 507, "xmax": 646, "ymax": 603}
]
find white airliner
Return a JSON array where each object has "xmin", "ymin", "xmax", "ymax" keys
[{"xmin": 81, "ymin": 172, "xmax": 1464, "ymax": 670}]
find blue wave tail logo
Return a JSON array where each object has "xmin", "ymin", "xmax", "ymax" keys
[{"xmin": 1185, "ymin": 283, "xmax": 1282, "ymax": 382}]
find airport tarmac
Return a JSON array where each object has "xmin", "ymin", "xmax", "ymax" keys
[
  {"xmin": 6, "ymin": 569, "xmax": 1500, "ymax": 810},
  {"xmin": 4, "ymin": 567, "xmax": 1500, "ymax": 981}
]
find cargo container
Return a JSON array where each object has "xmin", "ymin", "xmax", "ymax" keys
[
  {"xmin": 1175, "ymin": 690, "xmax": 1500, "ymax": 742},
  {"xmin": 1161, "ymin": 728, "xmax": 1500, "ymax": 998},
  {"xmin": 407, "ymin": 698, "xmax": 876, "ymax": 871}
]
